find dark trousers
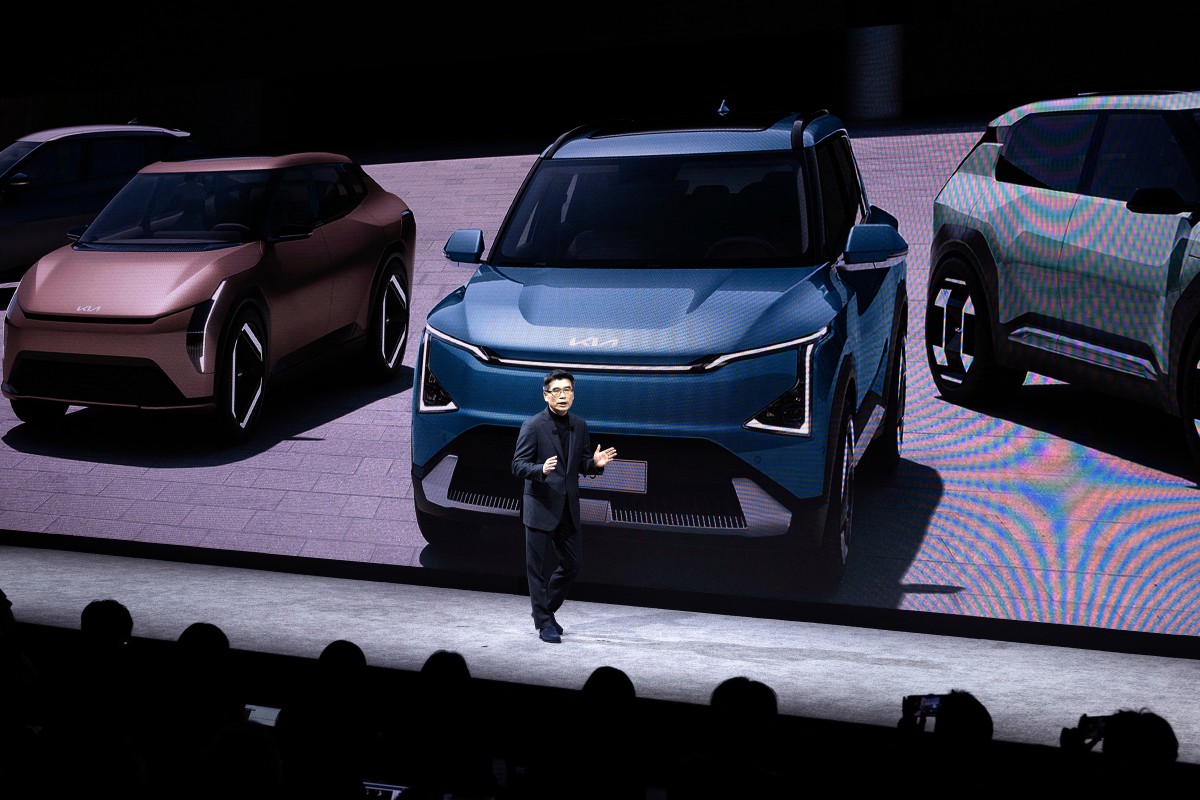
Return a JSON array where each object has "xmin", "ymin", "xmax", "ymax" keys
[{"xmin": 525, "ymin": 508, "xmax": 582, "ymax": 630}]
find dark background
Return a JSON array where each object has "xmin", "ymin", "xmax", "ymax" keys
[{"xmin": 3, "ymin": 2, "xmax": 1193, "ymax": 156}]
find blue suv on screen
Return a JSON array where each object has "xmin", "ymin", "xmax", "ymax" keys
[{"xmin": 411, "ymin": 107, "xmax": 909, "ymax": 590}]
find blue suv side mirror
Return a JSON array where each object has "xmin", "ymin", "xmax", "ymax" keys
[
  {"xmin": 843, "ymin": 223, "xmax": 908, "ymax": 269},
  {"xmin": 444, "ymin": 229, "xmax": 485, "ymax": 264}
]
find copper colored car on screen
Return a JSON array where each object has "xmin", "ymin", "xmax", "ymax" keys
[{"xmin": 2, "ymin": 152, "xmax": 415, "ymax": 439}]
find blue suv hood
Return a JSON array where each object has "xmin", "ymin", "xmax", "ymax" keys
[{"xmin": 427, "ymin": 264, "xmax": 838, "ymax": 365}]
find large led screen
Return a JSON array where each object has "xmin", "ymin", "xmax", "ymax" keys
[{"xmin": 2, "ymin": 10, "xmax": 1197, "ymax": 641}]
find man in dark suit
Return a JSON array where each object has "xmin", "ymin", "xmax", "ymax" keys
[{"xmin": 512, "ymin": 369, "xmax": 617, "ymax": 643}]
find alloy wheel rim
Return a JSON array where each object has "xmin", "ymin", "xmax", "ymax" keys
[
  {"xmin": 379, "ymin": 274, "xmax": 408, "ymax": 369},
  {"xmin": 931, "ymin": 275, "xmax": 976, "ymax": 382},
  {"xmin": 838, "ymin": 418, "xmax": 854, "ymax": 564},
  {"xmin": 230, "ymin": 322, "xmax": 264, "ymax": 428},
  {"xmin": 897, "ymin": 336, "xmax": 907, "ymax": 452}
]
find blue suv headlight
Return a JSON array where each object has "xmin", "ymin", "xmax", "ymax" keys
[
  {"xmin": 744, "ymin": 333, "xmax": 824, "ymax": 436},
  {"xmin": 417, "ymin": 328, "xmax": 458, "ymax": 412}
]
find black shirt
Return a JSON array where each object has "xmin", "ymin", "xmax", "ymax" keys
[{"xmin": 552, "ymin": 410, "xmax": 570, "ymax": 457}]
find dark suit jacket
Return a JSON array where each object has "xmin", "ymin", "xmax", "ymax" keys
[{"xmin": 512, "ymin": 408, "xmax": 603, "ymax": 531}]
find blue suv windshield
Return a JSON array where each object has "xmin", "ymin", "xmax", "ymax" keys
[{"xmin": 490, "ymin": 153, "xmax": 813, "ymax": 268}]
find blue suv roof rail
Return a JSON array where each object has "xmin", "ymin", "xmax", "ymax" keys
[
  {"xmin": 541, "ymin": 121, "xmax": 613, "ymax": 159},
  {"xmin": 545, "ymin": 106, "xmax": 828, "ymax": 159},
  {"xmin": 791, "ymin": 108, "xmax": 831, "ymax": 149}
]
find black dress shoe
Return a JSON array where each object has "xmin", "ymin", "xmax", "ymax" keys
[
  {"xmin": 550, "ymin": 614, "xmax": 564, "ymax": 635},
  {"xmin": 539, "ymin": 624, "xmax": 562, "ymax": 643}
]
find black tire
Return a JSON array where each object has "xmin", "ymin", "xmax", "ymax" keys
[
  {"xmin": 1179, "ymin": 330, "xmax": 1200, "ymax": 481},
  {"xmin": 925, "ymin": 256, "xmax": 1025, "ymax": 403},
  {"xmin": 415, "ymin": 506, "xmax": 479, "ymax": 549},
  {"xmin": 860, "ymin": 316, "xmax": 907, "ymax": 476},
  {"xmin": 814, "ymin": 407, "xmax": 855, "ymax": 592},
  {"xmin": 214, "ymin": 306, "xmax": 267, "ymax": 441},
  {"xmin": 364, "ymin": 254, "xmax": 410, "ymax": 382},
  {"xmin": 10, "ymin": 398, "xmax": 69, "ymax": 425}
]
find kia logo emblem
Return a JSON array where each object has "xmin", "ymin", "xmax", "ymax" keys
[{"xmin": 570, "ymin": 336, "xmax": 618, "ymax": 347}]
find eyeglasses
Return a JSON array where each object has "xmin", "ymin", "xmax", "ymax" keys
[{"xmin": 545, "ymin": 386, "xmax": 574, "ymax": 396}]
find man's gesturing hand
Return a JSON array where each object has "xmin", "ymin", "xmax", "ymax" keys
[
  {"xmin": 542, "ymin": 455, "xmax": 558, "ymax": 475},
  {"xmin": 593, "ymin": 445, "xmax": 617, "ymax": 469}
]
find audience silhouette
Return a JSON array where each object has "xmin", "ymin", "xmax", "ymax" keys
[
  {"xmin": 0, "ymin": 588, "xmax": 43, "ymax": 797},
  {"xmin": 522, "ymin": 664, "xmax": 647, "ymax": 800},
  {"xmin": 195, "ymin": 716, "xmax": 287, "ymax": 800},
  {"xmin": 0, "ymin": 585, "xmax": 1195, "ymax": 800},
  {"xmin": 13, "ymin": 597, "xmax": 153, "ymax": 797},
  {"xmin": 47, "ymin": 598, "xmax": 149, "ymax": 752},
  {"xmin": 145, "ymin": 620, "xmax": 246, "ymax": 796},
  {"xmin": 890, "ymin": 688, "xmax": 997, "ymax": 790},
  {"xmin": 0, "ymin": 587, "xmax": 40, "ymax": 728},
  {"xmin": 1101, "ymin": 707, "xmax": 1179, "ymax": 765},
  {"xmin": 32, "ymin": 717, "xmax": 152, "ymax": 799},
  {"xmin": 930, "ymin": 688, "xmax": 994, "ymax": 743},
  {"xmin": 1059, "ymin": 706, "xmax": 1182, "ymax": 791},
  {"xmin": 79, "ymin": 597, "xmax": 134, "ymax": 650},
  {"xmin": 275, "ymin": 638, "xmax": 378, "ymax": 799},
  {"xmin": 376, "ymin": 648, "xmax": 497, "ymax": 799},
  {"xmin": 666, "ymin": 675, "xmax": 791, "ymax": 798}
]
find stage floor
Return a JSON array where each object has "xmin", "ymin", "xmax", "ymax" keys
[{"xmin": 3, "ymin": 542, "xmax": 1199, "ymax": 764}]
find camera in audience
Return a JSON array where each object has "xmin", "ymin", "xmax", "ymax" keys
[
  {"xmin": 899, "ymin": 693, "xmax": 946, "ymax": 731},
  {"xmin": 1060, "ymin": 714, "xmax": 1110, "ymax": 751}
]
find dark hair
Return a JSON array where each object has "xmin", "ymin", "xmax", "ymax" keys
[
  {"xmin": 582, "ymin": 665, "xmax": 636, "ymax": 702},
  {"xmin": 933, "ymin": 689, "xmax": 993, "ymax": 742},
  {"xmin": 710, "ymin": 676, "xmax": 778, "ymax": 718},
  {"xmin": 1103, "ymin": 708, "xmax": 1178, "ymax": 763},
  {"xmin": 178, "ymin": 621, "xmax": 230, "ymax": 653},
  {"xmin": 319, "ymin": 638, "xmax": 367, "ymax": 673},
  {"xmin": 543, "ymin": 369, "xmax": 575, "ymax": 390},
  {"xmin": 0, "ymin": 588, "xmax": 13, "ymax": 630},
  {"xmin": 80, "ymin": 598, "xmax": 133, "ymax": 646},
  {"xmin": 420, "ymin": 649, "xmax": 472, "ymax": 691}
]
